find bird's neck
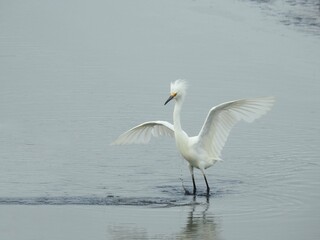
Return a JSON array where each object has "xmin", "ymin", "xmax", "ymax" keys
[
  {"xmin": 173, "ymin": 99, "xmax": 184, "ymax": 135},
  {"xmin": 173, "ymin": 98, "xmax": 189, "ymax": 154}
]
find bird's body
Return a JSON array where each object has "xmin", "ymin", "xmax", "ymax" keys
[{"xmin": 112, "ymin": 80, "xmax": 275, "ymax": 195}]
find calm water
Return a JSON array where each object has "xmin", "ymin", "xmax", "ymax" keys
[{"xmin": 0, "ymin": 1, "xmax": 319, "ymax": 239}]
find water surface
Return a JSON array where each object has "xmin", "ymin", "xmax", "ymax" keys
[{"xmin": 0, "ymin": 0, "xmax": 319, "ymax": 239}]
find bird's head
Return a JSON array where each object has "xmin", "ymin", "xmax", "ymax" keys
[{"xmin": 164, "ymin": 79, "xmax": 188, "ymax": 105}]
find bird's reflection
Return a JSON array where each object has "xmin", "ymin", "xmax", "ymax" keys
[
  {"xmin": 176, "ymin": 196, "xmax": 222, "ymax": 240},
  {"xmin": 107, "ymin": 196, "xmax": 222, "ymax": 240}
]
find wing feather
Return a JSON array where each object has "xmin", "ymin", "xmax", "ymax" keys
[
  {"xmin": 197, "ymin": 97, "xmax": 275, "ymax": 159},
  {"xmin": 112, "ymin": 121, "xmax": 175, "ymax": 145}
]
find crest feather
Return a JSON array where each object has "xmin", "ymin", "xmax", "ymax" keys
[{"xmin": 170, "ymin": 79, "xmax": 188, "ymax": 96}]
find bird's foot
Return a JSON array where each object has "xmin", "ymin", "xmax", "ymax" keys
[
  {"xmin": 183, "ymin": 188, "xmax": 197, "ymax": 196},
  {"xmin": 183, "ymin": 187, "xmax": 196, "ymax": 196},
  {"xmin": 181, "ymin": 178, "xmax": 196, "ymax": 195},
  {"xmin": 184, "ymin": 189, "xmax": 192, "ymax": 195}
]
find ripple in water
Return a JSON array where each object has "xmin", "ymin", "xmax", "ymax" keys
[
  {"xmin": 0, "ymin": 181, "xmax": 240, "ymax": 207},
  {"xmin": 0, "ymin": 195, "xmax": 186, "ymax": 207},
  {"xmin": 248, "ymin": 0, "xmax": 320, "ymax": 35}
]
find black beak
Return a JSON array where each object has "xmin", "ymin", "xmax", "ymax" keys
[{"xmin": 164, "ymin": 95, "xmax": 174, "ymax": 105}]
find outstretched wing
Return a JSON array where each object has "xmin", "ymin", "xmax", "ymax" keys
[
  {"xmin": 196, "ymin": 97, "xmax": 275, "ymax": 159},
  {"xmin": 112, "ymin": 121, "xmax": 175, "ymax": 145}
]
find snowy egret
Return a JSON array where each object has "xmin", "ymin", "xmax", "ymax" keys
[{"xmin": 112, "ymin": 80, "xmax": 275, "ymax": 195}]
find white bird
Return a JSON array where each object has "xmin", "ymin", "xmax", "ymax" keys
[{"xmin": 112, "ymin": 80, "xmax": 275, "ymax": 195}]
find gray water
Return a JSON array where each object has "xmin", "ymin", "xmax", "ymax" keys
[{"xmin": 0, "ymin": 1, "xmax": 319, "ymax": 239}]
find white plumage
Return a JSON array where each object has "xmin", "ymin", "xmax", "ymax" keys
[
  {"xmin": 112, "ymin": 80, "xmax": 275, "ymax": 195},
  {"xmin": 112, "ymin": 121, "xmax": 174, "ymax": 145}
]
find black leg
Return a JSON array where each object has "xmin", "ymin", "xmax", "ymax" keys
[
  {"xmin": 188, "ymin": 165, "xmax": 197, "ymax": 196},
  {"xmin": 203, "ymin": 174, "xmax": 210, "ymax": 196},
  {"xmin": 192, "ymin": 173, "xmax": 197, "ymax": 195}
]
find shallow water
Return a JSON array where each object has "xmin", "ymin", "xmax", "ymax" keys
[
  {"xmin": 0, "ymin": 0, "xmax": 319, "ymax": 239},
  {"xmin": 248, "ymin": 0, "xmax": 320, "ymax": 35}
]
